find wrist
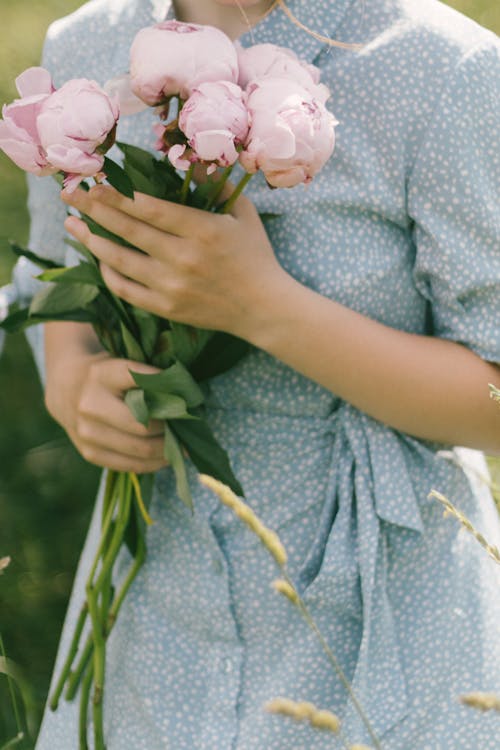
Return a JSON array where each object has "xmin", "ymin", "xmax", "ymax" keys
[{"xmin": 239, "ymin": 268, "xmax": 308, "ymax": 353}]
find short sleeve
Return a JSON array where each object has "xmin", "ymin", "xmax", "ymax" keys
[{"xmin": 408, "ymin": 41, "xmax": 500, "ymax": 364}]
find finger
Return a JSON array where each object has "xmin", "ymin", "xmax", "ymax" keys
[
  {"xmin": 65, "ymin": 216, "xmax": 164, "ymax": 286},
  {"xmin": 81, "ymin": 184, "xmax": 219, "ymax": 240},
  {"xmin": 87, "ymin": 357, "xmax": 162, "ymax": 396},
  {"xmin": 75, "ymin": 417, "xmax": 165, "ymax": 462},
  {"xmin": 100, "ymin": 263, "xmax": 171, "ymax": 319},
  {"xmin": 79, "ymin": 387, "xmax": 164, "ymax": 438},
  {"xmin": 62, "ymin": 194, "xmax": 179, "ymax": 260},
  {"xmin": 69, "ymin": 429, "xmax": 168, "ymax": 474}
]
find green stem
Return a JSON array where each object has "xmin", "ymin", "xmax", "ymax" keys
[
  {"xmin": 51, "ymin": 471, "xmax": 120, "ymax": 709},
  {"xmin": 107, "ymin": 530, "xmax": 146, "ymax": 630},
  {"xmin": 180, "ymin": 164, "xmax": 194, "ymax": 205},
  {"xmin": 87, "ymin": 480, "xmax": 121, "ymax": 590},
  {"xmin": 49, "ymin": 603, "xmax": 88, "ymax": 711},
  {"xmin": 93, "ymin": 478, "xmax": 132, "ymax": 595},
  {"xmin": 0, "ymin": 634, "xmax": 23, "ymax": 739},
  {"xmin": 78, "ymin": 662, "xmax": 93, "ymax": 750},
  {"xmin": 66, "ymin": 523, "xmax": 146, "ymax": 700},
  {"xmin": 65, "ymin": 636, "xmax": 93, "ymax": 701},
  {"xmin": 219, "ymin": 172, "xmax": 252, "ymax": 214},
  {"xmin": 86, "ymin": 583, "xmax": 105, "ymax": 750},
  {"xmin": 283, "ymin": 570, "xmax": 382, "ymax": 750},
  {"xmin": 205, "ymin": 166, "xmax": 233, "ymax": 210},
  {"xmin": 0, "ymin": 734, "xmax": 24, "ymax": 750}
]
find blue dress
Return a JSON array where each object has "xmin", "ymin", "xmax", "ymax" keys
[{"xmin": 6, "ymin": 1, "xmax": 500, "ymax": 747}]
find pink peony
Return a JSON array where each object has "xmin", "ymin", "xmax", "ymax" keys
[
  {"xmin": 236, "ymin": 42, "xmax": 330, "ymax": 103},
  {"xmin": 173, "ymin": 81, "xmax": 249, "ymax": 171},
  {"xmin": 0, "ymin": 67, "xmax": 57, "ymax": 176},
  {"xmin": 0, "ymin": 68, "xmax": 119, "ymax": 191},
  {"xmin": 130, "ymin": 21, "xmax": 239, "ymax": 105},
  {"xmin": 37, "ymin": 79, "xmax": 119, "ymax": 189},
  {"xmin": 239, "ymin": 77, "xmax": 337, "ymax": 188}
]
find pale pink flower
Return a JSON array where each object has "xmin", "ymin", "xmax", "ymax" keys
[
  {"xmin": 175, "ymin": 81, "xmax": 249, "ymax": 170},
  {"xmin": 0, "ymin": 69, "xmax": 119, "ymax": 191},
  {"xmin": 37, "ymin": 79, "xmax": 119, "ymax": 176},
  {"xmin": 236, "ymin": 42, "xmax": 330, "ymax": 103},
  {"xmin": 0, "ymin": 67, "xmax": 57, "ymax": 175},
  {"xmin": 239, "ymin": 77, "xmax": 337, "ymax": 188},
  {"xmin": 130, "ymin": 21, "xmax": 239, "ymax": 105}
]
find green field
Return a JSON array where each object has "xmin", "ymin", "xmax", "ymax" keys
[{"xmin": 0, "ymin": 1, "xmax": 499, "ymax": 746}]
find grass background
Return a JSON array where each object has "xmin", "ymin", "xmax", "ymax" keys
[{"xmin": 0, "ymin": 0, "xmax": 499, "ymax": 746}]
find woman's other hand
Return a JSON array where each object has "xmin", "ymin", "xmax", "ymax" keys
[{"xmin": 44, "ymin": 322, "xmax": 168, "ymax": 473}]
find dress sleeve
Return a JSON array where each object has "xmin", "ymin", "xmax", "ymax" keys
[
  {"xmin": 6, "ymin": 28, "xmax": 69, "ymax": 383},
  {"xmin": 408, "ymin": 40, "xmax": 500, "ymax": 364}
]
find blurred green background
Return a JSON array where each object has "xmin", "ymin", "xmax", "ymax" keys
[{"xmin": 0, "ymin": 0, "xmax": 499, "ymax": 746}]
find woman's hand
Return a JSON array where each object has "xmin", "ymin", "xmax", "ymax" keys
[
  {"xmin": 44, "ymin": 322, "xmax": 168, "ymax": 473},
  {"xmin": 60, "ymin": 183, "xmax": 289, "ymax": 342}
]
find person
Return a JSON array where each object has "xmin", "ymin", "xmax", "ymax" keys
[{"xmin": 8, "ymin": 0, "xmax": 500, "ymax": 747}]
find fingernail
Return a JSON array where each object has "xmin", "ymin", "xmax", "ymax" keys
[{"xmin": 65, "ymin": 216, "xmax": 83, "ymax": 235}]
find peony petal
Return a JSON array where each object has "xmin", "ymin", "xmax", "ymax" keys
[
  {"xmin": 168, "ymin": 143, "xmax": 191, "ymax": 171},
  {"xmin": 63, "ymin": 173, "xmax": 84, "ymax": 193},
  {"xmin": 191, "ymin": 129, "xmax": 238, "ymax": 166},
  {"xmin": 3, "ymin": 95, "xmax": 48, "ymax": 143},
  {"xmin": 104, "ymin": 74, "xmax": 147, "ymax": 116},
  {"xmin": 0, "ymin": 122, "xmax": 51, "ymax": 173},
  {"xmin": 46, "ymin": 144, "xmax": 104, "ymax": 175},
  {"xmin": 15, "ymin": 67, "xmax": 54, "ymax": 98}
]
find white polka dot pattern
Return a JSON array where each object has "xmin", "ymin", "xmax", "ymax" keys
[{"xmin": 18, "ymin": 1, "xmax": 500, "ymax": 748}]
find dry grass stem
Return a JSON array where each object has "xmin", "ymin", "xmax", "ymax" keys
[
  {"xmin": 460, "ymin": 692, "xmax": 500, "ymax": 712},
  {"xmin": 489, "ymin": 383, "xmax": 500, "ymax": 404},
  {"xmin": 272, "ymin": 578, "xmax": 299, "ymax": 604},
  {"xmin": 349, "ymin": 745, "xmax": 375, "ymax": 750},
  {"xmin": 265, "ymin": 697, "xmax": 341, "ymax": 733},
  {"xmin": 0, "ymin": 556, "xmax": 11, "ymax": 574},
  {"xmin": 198, "ymin": 474, "xmax": 287, "ymax": 566},
  {"xmin": 429, "ymin": 490, "xmax": 500, "ymax": 565}
]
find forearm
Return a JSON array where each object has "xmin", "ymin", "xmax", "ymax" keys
[{"xmin": 244, "ymin": 273, "xmax": 500, "ymax": 454}]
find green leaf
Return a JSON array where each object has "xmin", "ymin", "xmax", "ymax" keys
[
  {"xmin": 170, "ymin": 322, "xmax": 214, "ymax": 366},
  {"xmin": 190, "ymin": 332, "xmax": 250, "ymax": 382},
  {"xmin": 152, "ymin": 159, "xmax": 184, "ymax": 199},
  {"xmin": 82, "ymin": 215, "xmax": 136, "ymax": 249},
  {"xmin": 170, "ymin": 417, "xmax": 244, "ymax": 496},
  {"xmin": 102, "ymin": 157, "xmax": 135, "ymax": 199},
  {"xmin": 0, "ymin": 306, "xmax": 93, "ymax": 333},
  {"xmin": 123, "ymin": 163, "xmax": 159, "ymax": 196},
  {"xmin": 29, "ymin": 282, "xmax": 99, "ymax": 316},
  {"xmin": 152, "ymin": 330, "xmax": 176, "ymax": 369},
  {"xmin": 37, "ymin": 262, "xmax": 103, "ymax": 287},
  {"xmin": 116, "ymin": 142, "xmax": 156, "ymax": 179},
  {"xmin": 8, "ymin": 241, "xmax": 61, "ymax": 269},
  {"xmin": 164, "ymin": 424, "xmax": 193, "ymax": 510},
  {"xmin": 64, "ymin": 238, "xmax": 98, "ymax": 266},
  {"xmin": 145, "ymin": 392, "xmax": 196, "ymax": 420},
  {"xmin": 0, "ymin": 308, "xmax": 29, "ymax": 333},
  {"xmin": 124, "ymin": 389, "xmax": 150, "ymax": 428},
  {"xmin": 120, "ymin": 323, "xmax": 145, "ymax": 362},
  {"xmin": 132, "ymin": 307, "xmax": 159, "ymax": 360},
  {"xmin": 258, "ymin": 212, "xmax": 281, "ymax": 222},
  {"xmin": 130, "ymin": 361, "xmax": 204, "ymax": 408}
]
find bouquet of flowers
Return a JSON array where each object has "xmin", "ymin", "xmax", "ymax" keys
[{"xmin": 0, "ymin": 20, "xmax": 337, "ymax": 750}]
